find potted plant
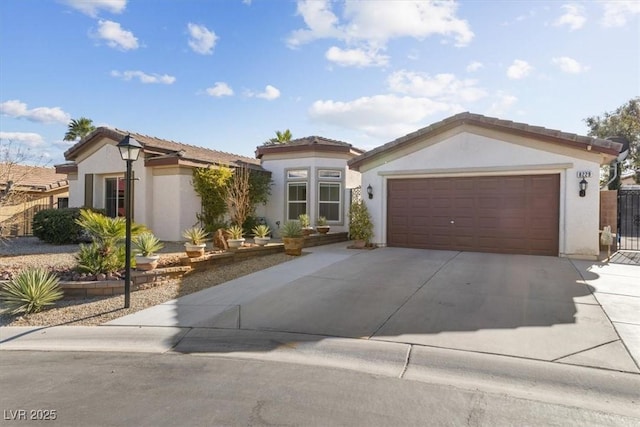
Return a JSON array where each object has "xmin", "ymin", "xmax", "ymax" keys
[
  {"xmin": 133, "ymin": 232, "xmax": 164, "ymax": 271},
  {"xmin": 315, "ymin": 216, "xmax": 330, "ymax": 234},
  {"xmin": 349, "ymin": 201, "xmax": 373, "ymax": 248},
  {"xmin": 299, "ymin": 213, "xmax": 315, "ymax": 236},
  {"xmin": 252, "ymin": 224, "xmax": 271, "ymax": 246},
  {"xmin": 281, "ymin": 220, "xmax": 304, "ymax": 256},
  {"xmin": 182, "ymin": 226, "xmax": 209, "ymax": 257},
  {"xmin": 226, "ymin": 224, "xmax": 245, "ymax": 250}
]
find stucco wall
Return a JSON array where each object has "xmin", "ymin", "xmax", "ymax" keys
[
  {"xmin": 151, "ymin": 168, "xmax": 200, "ymax": 241},
  {"xmin": 358, "ymin": 129, "xmax": 603, "ymax": 259},
  {"xmin": 260, "ymin": 156, "xmax": 361, "ymax": 235}
]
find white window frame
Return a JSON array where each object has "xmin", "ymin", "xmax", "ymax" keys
[
  {"xmin": 316, "ymin": 168, "xmax": 344, "ymax": 224},
  {"xmin": 285, "ymin": 168, "xmax": 310, "ymax": 221}
]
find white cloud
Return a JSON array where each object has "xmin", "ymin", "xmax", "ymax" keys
[
  {"xmin": 487, "ymin": 91, "xmax": 518, "ymax": 116},
  {"xmin": 187, "ymin": 23, "xmax": 218, "ymax": 55},
  {"xmin": 63, "ymin": 0, "xmax": 126, "ymax": 17},
  {"xmin": 255, "ymin": 85, "xmax": 281, "ymax": 100},
  {"xmin": 110, "ymin": 70, "xmax": 176, "ymax": 84},
  {"xmin": 0, "ymin": 132, "xmax": 45, "ymax": 147},
  {"xmin": 94, "ymin": 20, "xmax": 138, "ymax": 50},
  {"xmin": 506, "ymin": 59, "xmax": 532, "ymax": 79},
  {"xmin": 325, "ymin": 46, "xmax": 388, "ymax": 67},
  {"xmin": 466, "ymin": 61, "xmax": 483, "ymax": 72},
  {"xmin": 601, "ymin": 0, "xmax": 640, "ymax": 27},
  {"xmin": 309, "ymin": 94, "xmax": 458, "ymax": 139},
  {"xmin": 387, "ymin": 70, "xmax": 487, "ymax": 102},
  {"xmin": 206, "ymin": 82, "xmax": 234, "ymax": 97},
  {"xmin": 0, "ymin": 100, "xmax": 70, "ymax": 124},
  {"xmin": 554, "ymin": 4, "xmax": 586, "ymax": 30},
  {"xmin": 552, "ymin": 56, "xmax": 590, "ymax": 73},
  {"xmin": 288, "ymin": 0, "xmax": 473, "ymax": 67}
]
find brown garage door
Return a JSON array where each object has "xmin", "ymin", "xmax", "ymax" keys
[{"xmin": 387, "ymin": 175, "xmax": 559, "ymax": 256}]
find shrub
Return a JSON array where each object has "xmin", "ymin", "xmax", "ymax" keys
[
  {"xmin": 75, "ymin": 242, "xmax": 125, "ymax": 275},
  {"xmin": 349, "ymin": 201, "xmax": 373, "ymax": 243},
  {"xmin": 32, "ymin": 208, "xmax": 86, "ymax": 244},
  {"xmin": 0, "ymin": 268, "xmax": 63, "ymax": 315}
]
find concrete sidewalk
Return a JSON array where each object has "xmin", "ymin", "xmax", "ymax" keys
[{"xmin": 1, "ymin": 243, "xmax": 639, "ymax": 376}]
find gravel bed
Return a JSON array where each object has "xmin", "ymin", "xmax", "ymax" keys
[{"xmin": 0, "ymin": 238, "xmax": 297, "ymax": 327}]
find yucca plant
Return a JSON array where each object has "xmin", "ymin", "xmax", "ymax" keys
[
  {"xmin": 252, "ymin": 224, "xmax": 271, "ymax": 238},
  {"xmin": 298, "ymin": 213, "xmax": 311, "ymax": 228},
  {"xmin": 75, "ymin": 242, "xmax": 124, "ymax": 275},
  {"xmin": 182, "ymin": 226, "xmax": 209, "ymax": 245},
  {"xmin": 0, "ymin": 268, "xmax": 63, "ymax": 315},
  {"xmin": 281, "ymin": 220, "xmax": 303, "ymax": 238},
  {"xmin": 226, "ymin": 224, "xmax": 244, "ymax": 240},
  {"xmin": 133, "ymin": 232, "xmax": 164, "ymax": 256}
]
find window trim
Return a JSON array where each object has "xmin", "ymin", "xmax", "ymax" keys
[
  {"xmin": 315, "ymin": 167, "xmax": 345, "ymax": 225},
  {"xmin": 104, "ymin": 175, "xmax": 126, "ymax": 218},
  {"xmin": 284, "ymin": 167, "xmax": 310, "ymax": 221}
]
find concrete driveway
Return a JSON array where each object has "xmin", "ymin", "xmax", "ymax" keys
[{"xmin": 109, "ymin": 243, "xmax": 640, "ymax": 373}]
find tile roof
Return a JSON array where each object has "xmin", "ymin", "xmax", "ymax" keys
[
  {"xmin": 255, "ymin": 135, "xmax": 365, "ymax": 158},
  {"xmin": 0, "ymin": 163, "xmax": 68, "ymax": 190},
  {"xmin": 349, "ymin": 112, "xmax": 624, "ymax": 170},
  {"xmin": 64, "ymin": 127, "xmax": 262, "ymax": 169}
]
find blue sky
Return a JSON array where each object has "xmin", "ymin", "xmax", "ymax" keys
[{"xmin": 1, "ymin": 0, "xmax": 638, "ymax": 165}]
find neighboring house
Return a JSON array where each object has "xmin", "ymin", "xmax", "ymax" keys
[
  {"xmin": 255, "ymin": 136, "xmax": 364, "ymax": 234},
  {"xmin": 348, "ymin": 112, "xmax": 622, "ymax": 259},
  {"xmin": 56, "ymin": 127, "xmax": 265, "ymax": 242},
  {"xmin": 0, "ymin": 164, "xmax": 69, "ymax": 236},
  {"xmin": 620, "ymin": 169, "xmax": 639, "ymax": 187}
]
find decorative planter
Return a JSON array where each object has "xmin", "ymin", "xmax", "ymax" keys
[
  {"xmin": 184, "ymin": 243, "xmax": 206, "ymax": 258},
  {"xmin": 135, "ymin": 255, "xmax": 160, "ymax": 271},
  {"xmin": 316, "ymin": 226, "xmax": 330, "ymax": 234},
  {"xmin": 254, "ymin": 237, "xmax": 271, "ymax": 246},
  {"xmin": 283, "ymin": 237, "xmax": 304, "ymax": 256},
  {"xmin": 352, "ymin": 239, "xmax": 366, "ymax": 249},
  {"xmin": 227, "ymin": 238, "xmax": 245, "ymax": 250},
  {"xmin": 302, "ymin": 227, "xmax": 315, "ymax": 236}
]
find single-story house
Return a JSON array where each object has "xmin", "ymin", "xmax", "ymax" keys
[
  {"xmin": 55, "ymin": 128, "xmax": 363, "ymax": 241},
  {"xmin": 347, "ymin": 112, "xmax": 622, "ymax": 259},
  {"xmin": 0, "ymin": 164, "xmax": 69, "ymax": 236}
]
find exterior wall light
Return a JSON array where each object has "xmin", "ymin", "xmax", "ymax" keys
[
  {"xmin": 579, "ymin": 178, "xmax": 588, "ymax": 197},
  {"xmin": 117, "ymin": 134, "xmax": 142, "ymax": 309},
  {"xmin": 367, "ymin": 184, "xmax": 373, "ymax": 199}
]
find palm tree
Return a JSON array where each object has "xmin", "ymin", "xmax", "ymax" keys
[
  {"xmin": 266, "ymin": 129, "xmax": 292, "ymax": 145},
  {"xmin": 64, "ymin": 117, "xmax": 96, "ymax": 141}
]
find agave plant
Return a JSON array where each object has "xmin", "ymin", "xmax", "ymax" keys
[
  {"xmin": 280, "ymin": 220, "xmax": 303, "ymax": 238},
  {"xmin": 252, "ymin": 224, "xmax": 271, "ymax": 238},
  {"xmin": 298, "ymin": 213, "xmax": 311, "ymax": 228},
  {"xmin": 182, "ymin": 226, "xmax": 209, "ymax": 245},
  {"xmin": 226, "ymin": 224, "xmax": 244, "ymax": 240},
  {"xmin": 0, "ymin": 268, "xmax": 63, "ymax": 315},
  {"xmin": 133, "ymin": 232, "xmax": 164, "ymax": 256}
]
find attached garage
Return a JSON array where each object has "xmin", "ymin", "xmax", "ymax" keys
[
  {"xmin": 387, "ymin": 175, "xmax": 559, "ymax": 255},
  {"xmin": 348, "ymin": 112, "xmax": 622, "ymax": 259}
]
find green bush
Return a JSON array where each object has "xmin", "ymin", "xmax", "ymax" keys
[
  {"xmin": 0, "ymin": 268, "xmax": 63, "ymax": 315},
  {"xmin": 32, "ymin": 208, "xmax": 86, "ymax": 244},
  {"xmin": 75, "ymin": 242, "xmax": 126, "ymax": 275}
]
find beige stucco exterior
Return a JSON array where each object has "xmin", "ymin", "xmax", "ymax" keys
[
  {"xmin": 357, "ymin": 126, "xmax": 606, "ymax": 259},
  {"xmin": 259, "ymin": 153, "xmax": 361, "ymax": 235}
]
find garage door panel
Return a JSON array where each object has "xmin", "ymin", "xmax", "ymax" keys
[{"xmin": 387, "ymin": 175, "xmax": 559, "ymax": 256}]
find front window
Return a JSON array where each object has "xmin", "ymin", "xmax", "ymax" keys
[
  {"xmin": 105, "ymin": 177, "xmax": 125, "ymax": 218},
  {"xmin": 287, "ymin": 182, "xmax": 307, "ymax": 220},
  {"xmin": 318, "ymin": 182, "xmax": 341, "ymax": 221}
]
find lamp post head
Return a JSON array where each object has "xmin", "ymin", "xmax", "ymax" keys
[
  {"xmin": 579, "ymin": 178, "xmax": 588, "ymax": 197},
  {"xmin": 117, "ymin": 134, "xmax": 142, "ymax": 162}
]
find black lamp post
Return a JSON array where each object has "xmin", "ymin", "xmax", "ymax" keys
[
  {"xmin": 579, "ymin": 178, "xmax": 588, "ymax": 198},
  {"xmin": 117, "ymin": 134, "xmax": 142, "ymax": 308}
]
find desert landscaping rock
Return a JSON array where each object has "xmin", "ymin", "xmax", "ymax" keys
[{"xmin": 0, "ymin": 238, "xmax": 295, "ymax": 327}]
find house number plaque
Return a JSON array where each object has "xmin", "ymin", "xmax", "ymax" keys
[{"xmin": 577, "ymin": 171, "xmax": 592, "ymax": 178}]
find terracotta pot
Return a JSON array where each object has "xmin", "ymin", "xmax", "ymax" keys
[
  {"xmin": 302, "ymin": 227, "xmax": 315, "ymax": 236},
  {"xmin": 283, "ymin": 237, "xmax": 304, "ymax": 256},
  {"xmin": 352, "ymin": 239, "xmax": 366, "ymax": 249},
  {"xmin": 316, "ymin": 226, "xmax": 330, "ymax": 234}
]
